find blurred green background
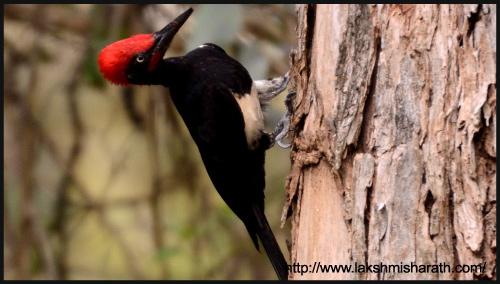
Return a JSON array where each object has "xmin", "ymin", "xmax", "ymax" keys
[{"xmin": 4, "ymin": 4, "xmax": 296, "ymax": 280}]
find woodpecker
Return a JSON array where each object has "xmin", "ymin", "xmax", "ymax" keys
[{"xmin": 98, "ymin": 8, "xmax": 289, "ymax": 280}]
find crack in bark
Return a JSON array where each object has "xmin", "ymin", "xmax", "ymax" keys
[
  {"xmin": 466, "ymin": 4, "xmax": 482, "ymax": 38},
  {"xmin": 305, "ymin": 4, "xmax": 316, "ymax": 83}
]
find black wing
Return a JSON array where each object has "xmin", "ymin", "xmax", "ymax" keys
[{"xmin": 195, "ymin": 82, "xmax": 266, "ymax": 249}]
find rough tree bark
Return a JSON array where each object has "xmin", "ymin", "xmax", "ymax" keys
[{"xmin": 283, "ymin": 4, "xmax": 495, "ymax": 280}]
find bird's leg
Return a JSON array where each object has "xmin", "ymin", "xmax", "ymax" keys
[
  {"xmin": 269, "ymin": 90, "xmax": 295, "ymax": 149},
  {"xmin": 255, "ymin": 71, "xmax": 290, "ymax": 109},
  {"xmin": 254, "ymin": 71, "xmax": 296, "ymax": 149}
]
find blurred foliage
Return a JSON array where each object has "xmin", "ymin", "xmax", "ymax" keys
[{"xmin": 4, "ymin": 4, "xmax": 296, "ymax": 280}]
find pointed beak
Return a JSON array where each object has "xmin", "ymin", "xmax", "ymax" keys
[{"xmin": 152, "ymin": 7, "xmax": 193, "ymax": 56}]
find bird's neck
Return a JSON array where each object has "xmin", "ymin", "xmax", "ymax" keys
[{"xmin": 149, "ymin": 57, "xmax": 186, "ymax": 87}]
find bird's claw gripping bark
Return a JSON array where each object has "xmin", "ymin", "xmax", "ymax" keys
[
  {"xmin": 255, "ymin": 71, "xmax": 295, "ymax": 149},
  {"xmin": 269, "ymin": 90, "xmax": 295, "ymax": 149}
]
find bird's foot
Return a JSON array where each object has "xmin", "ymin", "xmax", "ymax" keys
[
  {"xmin": 268, "ymin": 90, "xmax": 296, "ymax": 149},
  {"xmin": 255, "ymin": 71, "xmax": 290, "ymax": 108}
]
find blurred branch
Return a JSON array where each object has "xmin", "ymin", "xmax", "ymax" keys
[
  {"xmin": 4, "ymin": 4, "xmax": 89, "ymax": 34},
  {"xmin": 203, "ymin": 246, "xmax": 247, "ymax": 279},
  {"xmin": 122, "ymin": 88, "xmax": 145, "ymax": 130},
  {"xmin": 10, "ymin": 5, "xmax": 60, "ymax": 280},
  {"xmin": 97, "ymin": 209, "xmax": 146, "ymax": 280},
  {"xmin": 51, "ymin": 34, "xmax": 86, "ymax": 280},
  {"xmin": 145, "ymin": 89, "xmax": 169, "ymax": 279}
]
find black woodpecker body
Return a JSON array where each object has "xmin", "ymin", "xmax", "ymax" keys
[{"xmin": 98, "ymin": 8, "xmax": 288, "ymax": 280}]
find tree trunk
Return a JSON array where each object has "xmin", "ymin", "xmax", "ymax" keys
[{"xmin": 284, "ymin": 4, "xmax": 495, "ymax": 280}]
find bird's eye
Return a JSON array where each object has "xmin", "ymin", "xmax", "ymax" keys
[{"xmin": 136, "ymin": 56, "xmax": 145, "ymax": 63}]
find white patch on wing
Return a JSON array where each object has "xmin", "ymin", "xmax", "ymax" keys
[{"xmin": 234, "ymin": 83, "xmax": 264, "ymax": 150}]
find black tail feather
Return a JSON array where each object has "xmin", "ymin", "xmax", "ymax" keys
[{"xmin": 253, "ymin": 204, "xmax": 289, "ymax": 280}]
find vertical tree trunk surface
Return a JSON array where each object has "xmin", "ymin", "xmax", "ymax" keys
[{"xmin": 284, "ymin": 4, "xmax": 495, "ymax": 280}]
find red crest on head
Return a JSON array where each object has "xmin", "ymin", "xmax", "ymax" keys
[{"xmin": 97, "ymin": 34, "xmax": 155, "ymax": 86}]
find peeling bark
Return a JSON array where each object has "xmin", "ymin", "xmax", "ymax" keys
[{"xmin": 285, "ymin": 4, "xmax": 495, "ymax": 280}]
